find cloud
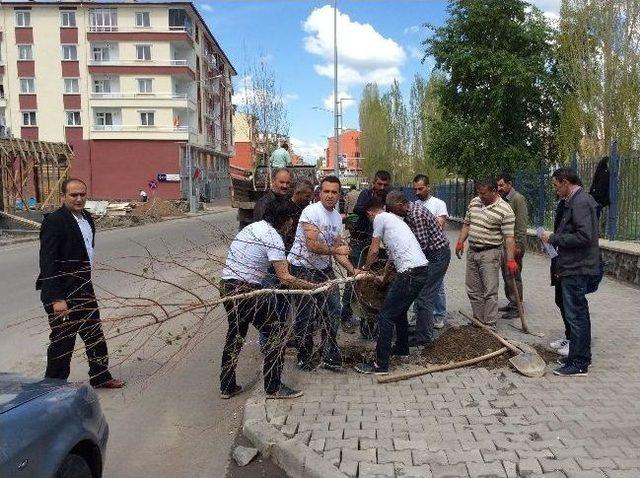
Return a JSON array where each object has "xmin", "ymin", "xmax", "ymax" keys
[
  {"xmin": 285, "ymin": 93, "xmax": 300, "ymax": 102},
  {"xmin": 323, "ymin": 92, "xmax": 355, "ymax": 111},
  {"xmin": 290, "ymin": 137, "xmax": 325, "ymax": 164},
  {"xmin": 232, "ymin": 76, "xmax": 297, "ymax": 106},
  {"xmin": 303, "ymin": 5, "xmax": 406, "ymax": 89},
  {"xmin": 408, "ymin": 46, "xmax": 425, "ymax": 61},
  {"xmin": 403, "ymin": 25, "xmax": 420, "ymax": 35},
  {"xmin": 529, "ymin": 0, "xmax": 561, "ymax": 14},
  {"xmin": 197, "ymin": 2, "xmax": 214, "ymax": 13}
]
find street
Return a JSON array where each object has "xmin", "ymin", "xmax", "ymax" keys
[{"xmin": 0, "ymin": 210, "xmax": 263, "ymax": 477}]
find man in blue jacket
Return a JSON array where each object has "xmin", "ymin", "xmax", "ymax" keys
[{"xmin": 541, "ymin": 168, "xmax": 601, "ymax": 377}]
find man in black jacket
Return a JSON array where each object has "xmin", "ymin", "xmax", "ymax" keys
[
  {"xmin": 36, "ymin": 178, "xmax": 124, "ymax": 388},
  {"xmin": 541, "ymin": 168, "xmax": 601, "ymax": 377}
]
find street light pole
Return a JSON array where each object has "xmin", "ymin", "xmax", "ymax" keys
[{"xmin": 333, "ymin": 0, "xmax": 339, "ymax": 177}]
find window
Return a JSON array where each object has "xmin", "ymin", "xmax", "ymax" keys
[
  {"xmin": 62, "ymin": 45, "xmax": 78, "ymax": 61},
  {"xmin": 64, "ymin": 78, "xmax": 80, "ymax": 94},
  {"xmin": 89, "ymin": 8, "xmax": 117, "ymax": 32},
  {"xmin": 18, "ymin": 45, "xmax": 33, "ymax": 61},
  {"xmin": 136, "ymin": 45, "xmax": 151, "ymax": 61},
  {"xmin": 96, "ymin": 112, "xmax": 113, "ymax": 126},
  {"xmin": 66, "ymin": 111, "xmax": 81, "ymax": 126},
  {"xmin": 60, "ymin": 11, "xmax": 76, "ymax": 27},
  {"xmin": 19, "ymin": 78, "xmax": 35, "ymax": 94},
  {"xmin": 92, "ymin": 46, "xmax": 110, "ymax": 62},
  {"xmin": 140, "ymin": 112, "xmax": 155, "ymax": 126},
  {"xmin": 135, "ymin": 12, "xmax": 150, "ymax": 28},
  {"xmin": 137, "ymin": 78, "xmax": 153, "ymax": 94},
  {"xmin": 168, "ymin": 9, "xmax": 193, "ymax": 35},
  {"xmin": 22, "ymin": 112, "xmax": 37, "ymax": 126},
  {"xmin": 15, "ymin": 11, "xmax": 31, "ymax": 27},
  {"xmin": 93, "ymin": 79, "xmax": 111, "ymax": 94}
]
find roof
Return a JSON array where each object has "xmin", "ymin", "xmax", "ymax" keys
[{"xmin": 4, "ymin": 0, "xmax": 237, "ymax": 75}]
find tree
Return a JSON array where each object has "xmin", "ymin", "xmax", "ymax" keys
[
  {"xmin": 238, "ymin": 58, "xmax": 290, "ymax": 166},
  {"xmin": 557, "ymin": 0, "xmax": 640, "ymax": 158},
  {"xmin": 409, "ymin": 72, "xmax": 447, "ymax": 182},
  {"xmin": 382, "ymin": 80, "xmax": 412, "ymax": 183},
  {"xmin": 424, "ymin": 0, "xmax": 559, "ymax": 178},
  {"xmin": 359, "ymin": 83, "xmax": 393, "ymax": 177}
]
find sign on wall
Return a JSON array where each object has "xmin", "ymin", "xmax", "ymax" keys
[{"xmin": 157, "ymin": 173, "xmax": 181, "ymax": 182}]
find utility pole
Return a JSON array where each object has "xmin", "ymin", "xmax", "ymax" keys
[
  {"xmin": 186, "ymin": 144, "xmax": 196, "ymax": 214},
  {"xmin": 333, "ymin": 0, "xmax": 340, "ymax": 177}
]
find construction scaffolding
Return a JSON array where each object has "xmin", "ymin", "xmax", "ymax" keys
[{"xmin": 0, "ymin": 138, "xmax": 73, "ymax": 213}]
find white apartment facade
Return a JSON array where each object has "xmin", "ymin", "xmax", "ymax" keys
[{"xmin": 0, "ymin": 0, "xmax": 235, "ymax": 200}]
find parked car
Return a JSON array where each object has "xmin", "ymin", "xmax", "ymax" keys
[{"xmin": 0, "ymin": 373, "xmax": 109, "ymax": 478}]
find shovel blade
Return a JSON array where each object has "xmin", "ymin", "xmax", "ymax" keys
[{"xmin": 509, "ymin": 352, "xmax": 546, "ymax": 378}]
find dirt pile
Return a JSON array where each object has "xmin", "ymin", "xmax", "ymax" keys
[{"xmin": 130, "ymin": 199, "xmax": 185, "ymax": 218}]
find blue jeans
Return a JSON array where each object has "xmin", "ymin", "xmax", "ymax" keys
[
  {"xmin": 376, "ymin": 266, "xmax": 429, "ymax": 369},
  {"xmin": 291, "ymin": 266, "xmax": 342, "ymax": 365},
  {"xmin": 414, "ymin": 247, "xmax": 451, "ymax": 343},
  {"xmin": 434, "ymin": 280, "xmax": 446, "ymax": 319},
  {"xmin": 559, "ymin": 275, "xmax": 593, "ymax": 369},
  {"xmin": 258, "ymin": 268, "xmax": 288, "ymax": 351},
  {"xmin": 340, "ymin": 239, "xmax": 367, "ymax": 321}
]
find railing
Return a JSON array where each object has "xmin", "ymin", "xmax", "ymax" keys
[
  {"xmin": 89, "ymin": 26, "xmax": 119, "ymax": 32},
  {"xmin": 90, "ymin": 92, "xmax": 195, "ymax": 102},
  {"xmin": 89, "ymin": 26, "xmax": 191, "ymax": 35},
  {"xmin": 92, "ymin": 124, "xmax": 195, "ymax": 133},
  {"xmin": 88, "ymin": 59, "xmax": 193, "ymax": 68}
]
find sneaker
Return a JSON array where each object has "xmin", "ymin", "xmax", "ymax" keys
[
  {"xmin": 391, "ymin": 346, "xmax": 410, "ymax": 360},
  {"xmin": 553, "ymin": 364, "xmax": 588, "ymax": 377},
  {"xmin": 550, "ymin": 338, "xmax": 569, "ymax": 349},
  {"xmin": 321, "ymin": 359, "xmax": 343, "ymax": 371},
  {"xmin": 433, "ymin": 318, "xmax": 445, "ymax": 329},
  {"xmin": 267, "ymin": 384, "xmax": 304, "ymax": 399},
  {"xmin": 220, "ymin": 384, "xmax": 243, "ymax": 399},
  {"xmin": 297, "ymin": 360, "xmax": 316, "ymax": 371},
  {"xmin": 557, "ymin": 342, "xmax": 570, "ymax": 357},
  {"xmin": 354, "ymin": 362, "xmax": 389, "ymax": 375}
]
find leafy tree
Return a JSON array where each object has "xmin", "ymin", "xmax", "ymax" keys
[
  {"xmin": 424, "ymin": 0, "xmax": 559, "ymax": 178},
  {"xmin": 382, "ymin": 80, "xmax": 412, "ymax": 183},
  {"xmin": 557, "ymin": 0, "xmax": 640, "ymax": 158},
  {"xmin": 359, "ymin": 83, "xmax": 393, "ymax": 177}
]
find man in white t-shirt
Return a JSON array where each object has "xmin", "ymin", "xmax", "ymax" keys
[
  {"xmin": 414, "ymin": 174, "xmax": 449, "ymax": 329},
  {"xmin": 288, "ymin": 176, "xmax": 359, "ymax": 371},
  {"xmin": 220, "ymin": 200, "xmax": 318, "ymax": 400},
  {"xmin": 354, "ymin": 197, "xmax": 430, "ymax": 375}
]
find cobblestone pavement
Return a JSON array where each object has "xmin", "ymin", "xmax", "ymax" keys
[{"xmin": 264, "ymin": 235, "xmax": 640, "ymax": 478}]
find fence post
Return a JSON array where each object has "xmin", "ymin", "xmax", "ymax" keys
[
  {"xmin": 571, "ymin": 151, "xmax": 578, "ymax": 172},
  {"xmin": 607, "ymin": 140, "xmax": 620, "ymax": 240},
  {"xmin": 537, "ymin": 161, "xmax": 546, "ymax": 228}
]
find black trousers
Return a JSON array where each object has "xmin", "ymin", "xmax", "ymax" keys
[
  {"xmin": 220, "ymin": 279, "xmax": 284, "ymax": 394},
  {"xmin": 44, "ymin": 296, "xmax": 113, "ymax": 386}
]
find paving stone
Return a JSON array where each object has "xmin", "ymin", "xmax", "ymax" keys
[
  {"xmin": 412, "ymin": 450, "xmax": 448, "ymax": 466},
  {"xmin": 516, "ymin": 458, "xmax": 542, "ymax": 476},
  {"xmin": 445, "ymin": 449, "xmax": 482, "ymax": 465},
  {"xmin": 480, "ymin": 449, "xmax": 518, "ymax": 463},
  {"xmin": 466, "ymin": 461, "xmax": 507, "ymax": 477},
  {"xmin": 538, "ymin": 457, "xmax": 580, "ymax": 473},
  {"xmin": 339, "ymin": 460, "xmax": 358, "ymax": 478},
  {"xmin": 430, "ymin": 463, "xmax": 469, "ymax": 478},
  {"xmin": 325, "ymin": 438, "xmax": 358, "ymax": 451},
  {"xmin": 575, "ymin": 456, "xmax": 616, "ymax": 470},
  {"xmin": 359, "ymin": 462, "xmax": 395, "ymax": 477},
  {"xmin": 601, "ymin": 470, "xmax": 640, "ymax": 478},
  {"xmin": 394, "ymin": 464, "xmax": 433, "ymax": 478},
  {"xmin": 377, "ymin": 449, "xmax": 412, "ymax": 465},
  {"xmin": 341, "ymin": 447, "xmax": 377, "ymax": 464},
  {"xmin": 323, "ymin": 448, "xmax": 341, "ymax": 467},
  {"xmin": 394, "ymin": 439, "xmax": 429, "ymax": 451}
]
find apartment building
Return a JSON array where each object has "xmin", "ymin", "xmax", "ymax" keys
[
  {"xmin": 0, "ymin": 0, "xmax": 236, "ymax": 200},
  {"xmin": 323, "ymin": 129, "xmax": 363, "ymax": 176}
]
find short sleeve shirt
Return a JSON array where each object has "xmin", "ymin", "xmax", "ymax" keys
[
  {"xmin": 417, "ymin": 196, "xmax": 448, "ymax": 218},
  {"xmin": 372, "ymin": 212, "xmax": 428, "ymax": 273},
  {"xmin": 222, "ymin": 220, "xmax": 286, "ymax": 284},
  {"xmin": 288, "ymin": 201, "xmax": 343, "ymax": 270},
  {"xmin": 464, "ymin": 196, "xmax": 515, "ymax": 247}
]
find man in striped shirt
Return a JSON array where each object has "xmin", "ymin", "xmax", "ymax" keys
[{"xmin": 455, "ymin": 178, "xmax": 518, "ymax": 325}]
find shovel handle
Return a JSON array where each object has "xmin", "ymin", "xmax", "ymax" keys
[
  {"xmin": 510, "ymin": 275, "xmax": 529, "ymax": 332},
  {"xmin": 458, "ymin": 310, "xmax": 520, "ymax": 354}
]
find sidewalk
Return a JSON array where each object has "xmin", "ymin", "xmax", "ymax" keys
[{"xmin": 255, "ymin": 233, "xmax": 640, "ymax": 478}]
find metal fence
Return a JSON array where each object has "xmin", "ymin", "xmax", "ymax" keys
[{"xmin": 432, "ymin": 142, "xmax": 640, "ymax": 242}]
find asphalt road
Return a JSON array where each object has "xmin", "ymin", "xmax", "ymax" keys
[{"xmin": 0, "ymin": 210, "xmax": 265, "ymax": 477}]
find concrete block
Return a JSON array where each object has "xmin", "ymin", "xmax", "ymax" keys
[
  {"xmin": 430, "ymin": 463, "xmax": 469, "ymax": 478},
  {"xmin": 412, "ymin": 450, "xmax": 448, "ymax": 466},
  {"xmin": 339, "ymin": 460, "xmax": 358, "ymax": 477},
  {"xmin": 273, "ymin": 438, "xmax": 348, "ymax": 478},
  {"xmin": 359, "ymin": 462, "xmax": 395, "ymax": 477},
  {"xmin": 394, "ymin": 464, "xmax": 433, "ymax": 477},
  {"xmin": 466, "ymin": 461, "xmax": 507, "ymax": 477},
  {"xmin": 232, "ymin": 446, "xmax": 258, "ymax": 467},
  {"xmin": 243, "ymin": 419, "xmax": 284, "ymax": 457},
  {"xmin": 341, "ymin": 447, "xmax": 377, "ymax": 464}
]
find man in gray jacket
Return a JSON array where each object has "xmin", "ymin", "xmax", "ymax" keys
[{"xmin": 541, "ymin": 168, "xmax": 601, "ymax": 377}]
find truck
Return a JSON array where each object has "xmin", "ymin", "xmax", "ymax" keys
[{"xmin": 230, "ymin": 164, "xmax": 318, "ymax": 229}]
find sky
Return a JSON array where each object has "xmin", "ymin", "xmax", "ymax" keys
[{"xmin": 195, "ymin": 0, "xmax": 560, "ymax": 164}]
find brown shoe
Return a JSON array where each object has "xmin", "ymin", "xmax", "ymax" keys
[{"xmin": 94, "ymin": 378, "xmax": 126, "ymax": 389}]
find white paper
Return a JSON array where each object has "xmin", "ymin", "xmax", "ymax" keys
[{"xmin": 536, "ymin": 227, "xmax": 558, "ymax": 258}]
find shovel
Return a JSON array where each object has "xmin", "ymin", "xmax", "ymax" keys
[
  {"xmin": 509, "ymin": 275, "xmax": 544, "ymax": 338},
  {"xmin": 459, "ymin": 311, "xmax": 546, "ymax": 378}
]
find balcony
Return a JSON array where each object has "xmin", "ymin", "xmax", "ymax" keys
[
  {"xmin": 90, "ymin": 123, "xmax": 196, "ymax": 141},
  {"xmin": 90, "ymin": 92, "xmax": 196, "ymax": 109},
  {"xmin": 87, "ymin": 27, "xmax": 193, "ymax": 45},
  {"xmin": 88, "ymin": 59, "xmax": 195, "ymax": 79}
]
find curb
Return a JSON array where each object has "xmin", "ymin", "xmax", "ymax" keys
[{"xmin": 242, "ymin": 393, "xmax": 347, "ymax": 478}]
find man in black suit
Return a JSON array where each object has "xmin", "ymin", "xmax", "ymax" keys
[{"xmin": 36, "ymin": 178, "xmax": 124, "ymax": 388}]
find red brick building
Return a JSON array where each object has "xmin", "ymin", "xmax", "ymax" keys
[{"xmin": 323, "ymin": 129, "xmax": 362, "ymax": 175}]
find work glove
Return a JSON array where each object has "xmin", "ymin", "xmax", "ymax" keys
[
  {"xmin": 506, "ymin": 259, "xmax": 519, "ymax": 275},
  {"xmin": 455, "ymin": 241, "xmax": 464, "ymax": 259}
]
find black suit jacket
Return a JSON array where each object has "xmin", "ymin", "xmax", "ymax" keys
[{"xmin": 35, "ymin": 206, "xmax": 96, "ymax": 306}]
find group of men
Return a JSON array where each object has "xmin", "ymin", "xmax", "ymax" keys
[{"xmin": 35, "ymin": 163, "xmax": 601, "ymax": 396}]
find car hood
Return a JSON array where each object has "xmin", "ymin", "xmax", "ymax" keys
[{"xmin": 0, "ymin": 373, "xmax": 73, "ymax": 414}]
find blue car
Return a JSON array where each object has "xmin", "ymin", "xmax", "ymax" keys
[{"xmin": 0, "ymin": 374, "xmax": 109, "ymax": 478}]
